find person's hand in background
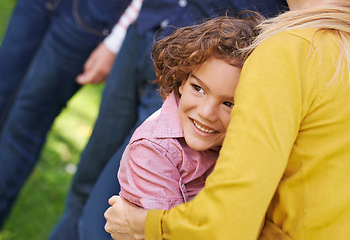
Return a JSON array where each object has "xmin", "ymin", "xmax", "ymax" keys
[{"xmin": 76, "ymin": 42, "xmax": 116, "ymax": 84}]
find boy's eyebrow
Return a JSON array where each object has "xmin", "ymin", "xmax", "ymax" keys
[
  {"xmin": 190, "ymin": 74, "xmax": 208, "ymax": 89},
  {"xmin": 190, "ymin": 74, "xmax": 235, "ymax": 101}
]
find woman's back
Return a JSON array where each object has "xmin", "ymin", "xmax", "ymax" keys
[{"xmin": 248, "ymin": 27, "xmax": 350, "ymax": 238}]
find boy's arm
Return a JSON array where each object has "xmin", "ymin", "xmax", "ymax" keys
[{"xmin": 118, "ymin": 139, "xmax": 185, "ymax": 210}]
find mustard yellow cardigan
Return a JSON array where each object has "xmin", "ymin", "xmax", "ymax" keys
[{"xmin": 145, "ymin": 28, "xmax": 350, "ymax": 239}]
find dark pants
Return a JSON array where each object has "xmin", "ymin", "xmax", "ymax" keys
[
  {"xmin": 0, "ymin": 0, "xmax": 108, "ymax": 227},
  {"xmin": 49, "ymin": 23, "xmax": 162, "ymax": 240}
]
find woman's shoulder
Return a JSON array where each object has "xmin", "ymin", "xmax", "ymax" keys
[
  {"xmin": 263, "ymin": 28, "xmax": 318, "ymax": 47},
  {"xmin": 267, "ymin": 28, "xmax": 338, "ymax": 49},
  {"xmin": 249, "ymin": 28, "xmax": 329, "ymax": 64}
]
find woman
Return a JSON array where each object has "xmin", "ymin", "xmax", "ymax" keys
[{"xmin": 105, "ymin": 0, "xmax": 350, "ymax": 239}]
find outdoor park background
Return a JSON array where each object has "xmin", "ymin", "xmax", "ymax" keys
[{"xmin": 0, "ymin": 1, "xmax": 105, "ymax": 239}]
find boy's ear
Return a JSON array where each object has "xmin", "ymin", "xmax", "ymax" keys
[{"xmin": 179, "ymin": 81, "xmax": 185, "ymax": 95}]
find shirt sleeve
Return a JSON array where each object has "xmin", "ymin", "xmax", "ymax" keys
[
  {"xmin": 118, "ymin": 138, "xmax": 187, "ymax": 210},
  {"xmin": 145, "ymin": 31, "xmax": 317, "ymax": 239},
  {"xmin": 103, "ymin": 0, "xmax": 143, "ymax": 54}
]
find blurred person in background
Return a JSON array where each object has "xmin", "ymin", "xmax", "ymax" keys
[{"xmin": 0, "ymin": 0, "xmax": 131, "ymax": 230}]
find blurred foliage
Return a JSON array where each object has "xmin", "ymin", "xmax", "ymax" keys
[
  {"xmin": 0, "ymin": 1, "xmax": 104, "ymax": 239},
  {"xmin": 0, "ymin": 0, "xmax": 16, "ymax": 43},
  {"xmin": 0, "ymin": 85, "xmax": 103, "ymax": 240}
]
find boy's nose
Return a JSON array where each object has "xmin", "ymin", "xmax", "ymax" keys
[{"xmin": 198, "ymin": 101, "xmax": 218, "ymax": 122}]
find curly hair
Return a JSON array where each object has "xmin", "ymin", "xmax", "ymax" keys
[{"xmin": 152, "ymin": 13, "xmax": 263, "ymax": 98}]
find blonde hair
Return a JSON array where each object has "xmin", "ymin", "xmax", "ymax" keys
[{"xmin": 244, "ymin": 4, "xmax": 350, "ymax": 84}]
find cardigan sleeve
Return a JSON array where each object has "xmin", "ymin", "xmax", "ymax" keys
[{"xmin": 145, "ymin": 30, "xmax": 318, "ymax": 239}]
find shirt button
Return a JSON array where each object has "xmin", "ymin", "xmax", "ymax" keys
[
  {"xmin": 160, "ymin": 19, "xmax": 170, "ymax": 27},
  {"xmin": 102, "ymin": 29, "xmax": 110, "ymax": 36},
  {"xmin": 179, "ymin": 0, "xmax": 187, "ymax": 8}
]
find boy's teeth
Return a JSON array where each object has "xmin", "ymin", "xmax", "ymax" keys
[{"xmin": 193, "ymin": 120, "xmax": 215, "ymax": 133}]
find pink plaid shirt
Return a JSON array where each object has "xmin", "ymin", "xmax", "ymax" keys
[{"xmin": 118, "ymin": 92, "xmax": 219, "ymax": 210}]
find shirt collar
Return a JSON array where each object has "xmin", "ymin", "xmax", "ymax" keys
[{"xmin": 154, "ymin": 92, "xmax": 184, "ymax": 139}]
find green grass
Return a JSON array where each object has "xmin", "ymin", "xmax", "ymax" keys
[
  {"xmin": 0, "ymin": 2, "xmax": 104, "ymax": 239},
  {"xmin": 0, "ymin": 0, "xmax": 15, "ymax": 42}
]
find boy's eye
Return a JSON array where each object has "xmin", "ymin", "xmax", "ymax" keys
[
  {"xmin": 223, "ymin": 102, "xmax": 234, "ymax": 108},
  {"xmin": 192, "ymin": 84, "xmax": 204, "ymax": 93}
]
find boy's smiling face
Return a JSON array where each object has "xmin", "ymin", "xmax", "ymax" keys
[{"xmin": 178, "ymin": 57, "xmax": 241, "ymax": 151}]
